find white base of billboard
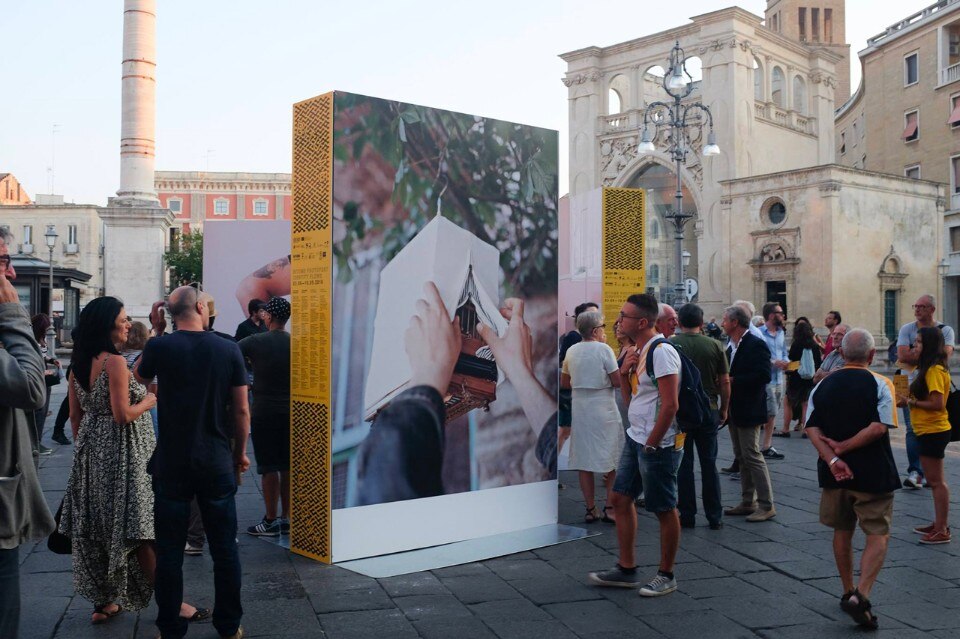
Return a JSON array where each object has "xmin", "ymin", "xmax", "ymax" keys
[{"xmin": 331, "ymin": 479, "xmax": 558, "ymax": 562}]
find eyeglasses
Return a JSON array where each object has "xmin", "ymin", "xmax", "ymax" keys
[
  {"xmin": 618, "ymin": 311, "xmax": 644, "ymax": 320},
  {"xmin": 596, "ymin": 324, "xmax": 606, "ymax": 329},
  {"xmin": 913, "ymin": 304, "xmax": 932, "ymax": 310}
]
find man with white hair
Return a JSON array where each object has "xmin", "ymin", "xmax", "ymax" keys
[
  {"xmin": 896, "ymin": 294, "xmax": 954, "ymax": 489},
  {"xmin": 804, "ymin": 328, "xmax": 900, "ymax": 630},
  {"xmin": 721, "ymin": 300, "xmax": 763, "ymax": 478}
]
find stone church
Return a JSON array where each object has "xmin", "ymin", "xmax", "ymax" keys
[{"xmin": 561, "ymin": 0, "xmax": 943, "ymax": 342}]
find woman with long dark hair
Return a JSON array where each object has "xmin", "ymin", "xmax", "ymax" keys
[
  {"xmin": 900, "ymin": 327, "xmax": 952, "ymax": 544},
  {"xmin": 777, "ymin": 319, "xmax": 821, "ymax": 436},
  {"xmin": 60, "ymin": 298, "xmax": 205, "ymax": 624}
]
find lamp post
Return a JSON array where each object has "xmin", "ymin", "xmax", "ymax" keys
[
  {"xmin": 44, "ymin": 225, "xmax": 58, "ymax": 355},
  {"xmin": 638, "ymin": 40, "xmax": 720, "ymax": 306}
]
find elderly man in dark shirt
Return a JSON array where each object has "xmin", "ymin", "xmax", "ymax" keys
[{"xmin": 804, "ymin": 328, "xmax": 900, "ymax": 630}]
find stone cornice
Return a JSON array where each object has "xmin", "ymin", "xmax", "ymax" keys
[{"xmin": 98, "ymin": 206, "xmax": 174, "ymax": 229}]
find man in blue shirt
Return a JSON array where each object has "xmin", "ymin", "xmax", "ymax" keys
[{"xmin": 759, "ymin": 302, "xmax": 788, "ymax": 460}]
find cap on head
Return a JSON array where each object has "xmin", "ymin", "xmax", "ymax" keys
[{"xmin": 264, "ymin": 296, "xmax": 291, "ymax": 324}]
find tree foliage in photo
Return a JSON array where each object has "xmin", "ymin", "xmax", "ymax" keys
[
  {"xmin": 164, "ymin": 230, "xmax": 203, "ymax": 292},
  {"xmin": 332, "ymin": 94, "xmax": 558, "ymax": 297}
]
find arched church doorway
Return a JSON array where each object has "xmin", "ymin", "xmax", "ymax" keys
[{"xmin": 624, "ymin": 162, "xmax": 698, "ymax": 300}]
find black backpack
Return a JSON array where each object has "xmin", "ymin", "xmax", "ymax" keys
[{"xmin": 644, "ymin": 338, "xmax": 715, "ymax": 435}]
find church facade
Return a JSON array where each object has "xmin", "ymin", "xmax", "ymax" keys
[{"xmin": 561, "ymin": 2, "xmax": 943, "ymax": 340}]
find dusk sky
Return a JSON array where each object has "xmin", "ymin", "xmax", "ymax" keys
[{"xmin": 0, "ymin": 1, "xmax": 921, "ymax": 206}]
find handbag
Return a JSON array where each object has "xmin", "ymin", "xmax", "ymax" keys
[
  {"xmin": 798, "ymin": 348, "xmax": 816, "ymax": 380},
  {"xmin": 47, "ymin": 499, "xmax": 72, "ymax": 555},
  {"xmin": 44, "ymin": 362, "xmax": 62, "ymax": 387},
  {"xmin": 947, "ymin": 381, "xmax": 960, "ymax": 443}
]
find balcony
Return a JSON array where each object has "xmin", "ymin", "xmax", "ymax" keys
[
  {"xmin": 63, "ymin": 243, "xmax": 79, "ymax": 255},
  {"xmin": 754, "ymin": 101, "xmax": 817, "ymax": 136},
  {"xmin": 19, "ymin": 243, "xmax": 34, "ymax": 255},
  {"xmin": 942, "ymin": 61, "xmax": 960, "ymax": 86}
]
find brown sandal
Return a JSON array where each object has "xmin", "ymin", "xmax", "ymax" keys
[
  {"xmin": 601, "ymin": 506, "xmax": 616, "ymax": 524},
  {"xmin": 585, "ymin": 506, "xmax": 600, "ymax": 523},
  {"xmin": 92, "ymin": 604, "xmax": 122, "ymax": 624}
]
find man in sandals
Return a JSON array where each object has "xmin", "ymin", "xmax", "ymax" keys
[{"xmin": 803, "ymin": 328, "xmax": 900, "ymax": 630}]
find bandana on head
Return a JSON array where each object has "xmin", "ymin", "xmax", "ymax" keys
[{"xmin": 264, "ymin": 296, "xmax": 291, "ymax": 324}]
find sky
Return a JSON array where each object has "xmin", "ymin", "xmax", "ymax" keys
[{"xmin": 0, "ymin": 0, "xmax": 931, "ymax": 206}]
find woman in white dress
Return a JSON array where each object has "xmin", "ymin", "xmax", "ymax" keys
[{"xmin": 561, "ymin": 311, "xmax": 624, "ymax": 523}]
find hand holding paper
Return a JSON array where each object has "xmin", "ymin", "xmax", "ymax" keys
[{"xmin": 405, "ymin": 282, "xmax": 461, "ymax": 395}]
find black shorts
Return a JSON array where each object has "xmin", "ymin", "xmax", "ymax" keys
[
  {"xmin": 559, "ymin": 388, "xmax": 572, "ymax": 427},
  {"xmin": 917, "ymin": 430, "xmax": 952, "ymax": 459},
  {"xmin": 250, "ymin": 403, "xmax": 290, "ymax": 474}
]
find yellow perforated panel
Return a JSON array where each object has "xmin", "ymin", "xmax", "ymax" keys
[
  {"xmin": 290, "ymin": 92, "xmax": 334, "ymax": 562},
  {"xmin": 602, "ymin": 187, "xmax": 645, "ymax": 344}
]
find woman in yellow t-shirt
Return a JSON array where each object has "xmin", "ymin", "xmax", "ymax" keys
[{"xmin": 898, "ymin": 327, "xmax": 952, "ymax": 544}]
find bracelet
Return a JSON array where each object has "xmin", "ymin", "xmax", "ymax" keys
[{"xmin": 828, "ymin": 456, "xmax": 840, "ymax": 466}]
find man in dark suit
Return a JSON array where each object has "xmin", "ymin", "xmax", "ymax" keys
[{"xmin": 721, "ymin": 305, "xmax": 776, "ymax": 521}]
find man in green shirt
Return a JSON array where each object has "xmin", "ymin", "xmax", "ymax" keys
[{"xmin": 671, "ymin": 303, "xmax": 730, "ymax": 529}]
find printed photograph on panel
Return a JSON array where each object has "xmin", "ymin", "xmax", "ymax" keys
[{"xmin": 329, "ymin": 92, "xmax": 558, "ymax": 507}]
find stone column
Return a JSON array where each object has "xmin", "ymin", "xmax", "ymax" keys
[
  {"xmin": 116, "ymin": 0, "xmax": 158, "ymax": 204},
  {"xmin": 100, "ymin": 0, "xmax": 171, "ymax": 319}
]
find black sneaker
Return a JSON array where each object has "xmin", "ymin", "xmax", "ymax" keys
[
  {"xmin": 761, "ymin": 447, "xmax": 785, "ymax": 460},
  {"xmin": 720, "ymin": 464, "xmax": 739, "ymax": 474},
  {"xmin": 37, "ymin": 445, "xmax": 54, "ymax": 456},
  {"xmin": 280, "ymin": 518, "xmax": 290, "ymax": 535},
  {"xmin": 247, "ymin": 517, "xmax": 280, "ymax": 537},
  {"xmin": 588, "ymin": 564, "xmax": 643, "ymax": 588},
  {"xmin": 51, "ymin": 432, "xmax": 71, "ymax": 445}
]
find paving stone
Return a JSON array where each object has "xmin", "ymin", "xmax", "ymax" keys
[
  {"xmin": 702, "ymin": 595, "xmax": 824, "ymax": 629},
  {"xmin": 237, "ymin": 597, "xmax": 324, "ymax": 636},
  {"xmin": 875, "ymin": 565, "xmax": 957, "ymax": 590},
  {"xmin": 880, "ymin": 600, "xmax": 960, "ymax": 630},
  {"xmin": 542, "ymin": 599, "xmax": 653, "ymax": 636},
  {"xmin": 722, "ymin": 541, "xmax": 819, "ymax": 563},
  {"xmin": 480, "ymin": 619, "xmax": 579, "ymax": 639},
  {"xmin": 378, "ymin": 572, "xmax": 449, "ymax": 598},
  {"xmin": 596, "ymin": 586, "xmax": 710, "ymax": 616},
  {"xmin": 413, "ymin": 617, "xmax": 498, "ymax": 638},
  {"xmin": 393, "ymin": 594, "xmax": 473, "ymax": 621},
  {"xmin": 755, "ymin": 621, "xmax": 927, "ymax": 638},
  {"xmin": 771, "ymin": 558, "xmax": 842, "ymax": 580},
  {"xmin": 306, "ymin": 583, "xmax": 394, "ymax": 614},
  {"xmin": 317, "ymin": 609, "xmax": 418, "ymax": 639},
  {"xmin": 680, "ymin": 576, "xmax": 767, "ymax": 599},
  {"xmin": 508, "ymin": 573, "xmax": 604, "ymax": 606},
  {"xmin": 485, "ymin": 559, "xmax": 563, "ymax": 582},
  {"xmin": 642, "ymin": 609, "xmax": 758, "ymax": 639},
  {"xmin": 438, "ymin": 573, "xmax": 521, "ymax": 604},
  {"xmin": 18, "ymin": 597, "xmax": 69, "ymax": 639}
]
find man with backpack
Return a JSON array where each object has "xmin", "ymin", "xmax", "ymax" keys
[
  {"xmin": 672, "ymin": 303, "xmax": 728, "ymax": 530},
  {"xmin": 589, "ymin": 293, "xmax": 684, "ymax": 597},
  {"xmin": 721, "ymin": 304, "xmax": 777, "ymax": 522}
]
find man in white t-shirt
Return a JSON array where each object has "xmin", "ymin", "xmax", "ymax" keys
[{"xmin": 589, "ymin": 293, "xmax": 683, "ymax": 597}]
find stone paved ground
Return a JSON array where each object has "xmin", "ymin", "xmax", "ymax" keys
[{"xmin": 18, "ymin": 379, "xmax": 960, "ymax": 638}]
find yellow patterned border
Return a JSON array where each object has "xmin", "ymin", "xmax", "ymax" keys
[
  {"xmin": 602, "ymin": 187, "xmax": 645, "ymax": 344},
  {"xmin": 290, "ymin": 92, "xmax": 334, "ymax": 562}
]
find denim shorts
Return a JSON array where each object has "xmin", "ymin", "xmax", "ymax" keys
[{"xmin": 613, "ymin": 436, "xmax": 683, "ymax": 513}]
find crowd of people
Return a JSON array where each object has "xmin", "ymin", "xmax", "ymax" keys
[
  {"xmin": 0, "ymin": 221, "xmax": 292, "ymax": 639},
  {"xmin": 560, "ymin": 291, "xmax": 955, "ymax": 629},
  {"xmin": 0, "ymin": 202, "xmax": 955, "ymax": 636}
]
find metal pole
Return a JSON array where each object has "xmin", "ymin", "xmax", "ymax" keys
[
  {"xmin": 673, "ymin": 92, "xmax": 685, "ymax": 307},
  {"xmin": 46, "ymin": 245, "xmax": 57, "ymax": 355}
]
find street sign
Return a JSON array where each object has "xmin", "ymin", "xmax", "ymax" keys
[{"xmin": 684, "ymin": 277, "xmax": 698, "ymax": 302}]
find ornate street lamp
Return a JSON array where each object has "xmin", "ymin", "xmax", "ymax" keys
[
  {"xmin": 638, "ymin": 40, "xmax": 720, "ymax": 306},
  {"xmin": 44, "ymin": 224, "xmax": 58, "ymax": 354}
]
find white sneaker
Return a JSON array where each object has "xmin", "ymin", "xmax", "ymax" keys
[
  {"xmin": 904, "ymin": 471, "xmax": 922, "ymax": 489},
  {"xmin": 184, "ymin": 542, "xmax": 203, "ymax": 556},
  {"xmin": 638, "ymin": 572, "xmax": 677, "ymax": 597}
]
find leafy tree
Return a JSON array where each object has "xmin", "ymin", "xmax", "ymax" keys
[
  {"xmin": 332, "ymin": 95, "xmax": 558, "ymax": 297},
  {"xmin": 164, "ymin": 230, "xmax": 203, "ymax": 291}
]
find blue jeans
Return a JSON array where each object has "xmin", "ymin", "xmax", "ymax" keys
[
  {"xmin": 903, "ymin": 409, "xmax": 923, "ymax": 477},
  {"xmin": 153, "ymin": 472, "xmax": 242, "ymax": 638},
  {"xmin": 0, "ymin": 547, "xmax": 18, "ymax": 639},
  {"xmin": 678, "ymin": 410, "xmax": 722, "ymax": 526}
]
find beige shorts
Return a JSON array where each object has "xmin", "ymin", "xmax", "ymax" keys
[{"xmin": 820, "ymin": 488, "xmax": 894, "ymax": 536}]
